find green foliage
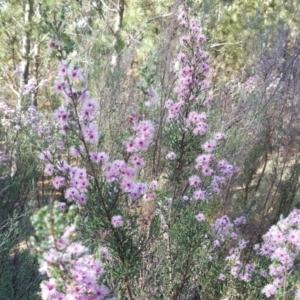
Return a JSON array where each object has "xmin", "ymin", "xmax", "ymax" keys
[
  {"xmin": 30, "ymin": 202, "xmax": 78, "ymax": 252},
  {"xmin": 0, "ymin": 214, "xmax": 40, "ymax": 300},
  {"xmin": 0, "ymin": 124, "xmax": 42, "ymax": 223}
]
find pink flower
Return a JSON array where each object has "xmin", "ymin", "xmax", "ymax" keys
[
  {"xmin": 287, "ymin": 229, "xmax": 300, "ymax": 245},
  {"xmin": 90, "ymin": 152, "xmax": 100, "ymax": 163},
  {"xmin": 245, "ymin": 264, "xmax": 254, "ymax": 274},
  {"xmin": 238, "ymin": 239, "xmax": 248, "ymax": 250},
  {"xmin": 134, "ymin": 137, "xmax": 150, "ymax": 151},
  {"xmin": 75, "ymin": 177, "xmax": 90, "ymax": 191},
  {"xmin": 68, "ymin": 67, "xmax": 83, "ymax": 81},
  {"xmin": 192, "ymin": 123, "xmax": 208, "ymax": 135},
  {"xmin": 189, "ymin": 175, "xmax": 201, "ymax": 187},
  {"xmin": 136, "ymin": 182, "xmax": 147, "ymax": 194},
  {"xmin": 67, "ymin": 242, "xmax": 86, "ymax": 256},
  {"xmin": 213, "ymin": 240, "xmax": 220, "ymax": 248},
  {"xmin": 75, "ymin": 193, "xmax": 87, "ymax": 206},
  {"xmin": 190, "ymin": 18, "xmax": 200, "ymax": 31},
  {"xmin": 105, "ymin": 163, "xmax": 118, "ymax": 183},
  {"xmin": 95, "ymin": 285, "xmax": 109, "ymax": 299},
  {"xmin": 196, "ymin": 213, "xmax": 205, "ymax": 222},
  {"xmin": 120, "ymin": 165, "xmax": 136, "ymax": 178},
  {"xmin": 53, "ymin": 176, "xmax": 66, "ymax": 189},
  {"xmin": 47, "ymin": 40, "xmax": 56, "ymax": 51},
  {"xmin": 45, "ymin": 163, "xmax": 54, "ymax": 175},
  {"xmin": 215, "ymin": 132, "xmax": 225, "ymax": 140},
  {"xmin": 65, "ymin": 187, "xmax": 79, "ymax": 202},
  {"xmin": 57, "ymin": 160, "xmax": 70, "ymax": 173},
  {"xmin": 149, "ymin": 180, "xmax": 159, "ymax": 191},
  {"xmin": 202, "ymin": 140, "xmax": 216, "ymax": 153},
  {"xmin": 130, "ymin": 155, "xmax": 146, "ymax": 169},
  {"xmin": 260, "ymin": 269, "xmax": 267, "ymax": 278},
  {"xmin": 54, "ymin": 80, "xmax": 65, "ymax": 94},
  {"xmin": 120, "ymin": 177, "xmax": 134, "ymax": 192},
  {"xmin": 165, "ymin": 99, "xmax": 174, "ymax": 108},
  {"xmin": 218, "ymin": 274, "xmax": 226, "ymax": 281},
  {"xmin": 70, "ymin": 146, "xmax": 80, "ymax": 157},
  {"xmin": 38, "ymin": 223, "xmax": 109, "ymax": 299},
  {"xmin": 81, "ymin": 99, "xmax": 99, "ymax": 119},
  {"xmin": 200, "ymin": 62, "xmax": 210, "ymax": 73},
  {"xmin": 111, "ymin": 215, "xmax": 124, "ymax": 228},
  {"xmin": 197, "ymin": 34, "xmax": 206, "ymax": 44},
  {"xmin": 136, "ymin": 120, "xmax": 154, "ymax": 137},
  {"xmin": 54, "ymin": 107, "xmax": 69, "ymax": 125},
  {"xmin": 193, "ymin": 189, "xmax": 206, "ymax": 201},
  {"xmin": 201, "ymin": 80, "xmax": 209, "ymax": 89},
  {"xmin": 57, "ymin": 62, "xmax": 68, "ymax": 77},
  {"xmin": 262, "ymin": 284, "xmax": 277, "ymax": 298},
  {"xmin": 111, "ymin": 160, "xmax": 125, "ymax": 170},
  {"xmin": 202, "ymin": 165, "xmax": 213, "ymax": 176},
  {"xmin": 40, "ymin": 278, "xmax": 57, "ymax": 300},
  {"xmin": 128, "ymin": 185, "xmax": 141, "ymax": 201},
  {"xmin": 230, "ymin": 232, "xmax": 238, "ymax": 240},
  {"xmin": 234, "ymin": 216, "xmax": 247, "ymax": 226},
  {"xmin": 196, "ymin": 154, "xmax": 213, "ymax": 167},
  {"xmin": 97, "ymin": 152, "xmax": 109, "ymax": 163},
  {"xmin": 39, "ymin": 150, "xmax": 52, "ymax": 161},
  {"xmin": 230, "ymin": 265, "xmax": 241, "ymax": 278},
  {"xmin": 82, "ymin": 123, "xmax": 99, "ymax": 144},
  {"xmin": 240, "ymin": 272, "xmax": 252, "ymax": 282},
  {"xmin": 166, "ymin": 152, "xmax": 176, "ymax": 160},
  {"xmin": 271, "ymin": 247, "xmax": 293, "ymax": 268},
  {"xmin": 143, "ymin": 193, "xmax": 157, "ymax": 201},
  {"xmin": 89, "ymin": 152, "xmax": 109, "ymax": 164},
  {"xmin": 125, "ymin": 139, "xmax": 137, "ymax": 152},
  {"xmin": 58, "ymin": 202, "xmax": 66, "ymax": 212}
]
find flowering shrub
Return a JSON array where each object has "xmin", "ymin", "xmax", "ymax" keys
[
  {"xmin": 1, "ymin": 2, "xmax": 300, "ymax": 300},
  {"xmin": 31, "ymin": 202, "xmax": 110, "ymax": 300},
  {"xmin": 256, "ymin": 209, "xmax": 300, "ymax": 299},
  {"xmin": 31, "ymin": 4, "xmax": 251, "ymax": 299}
]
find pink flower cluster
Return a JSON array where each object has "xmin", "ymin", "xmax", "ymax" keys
[
  {"xmin": 53, "ymin": 61, "xmax": 99, "ymax": 140},
  {"xmin": 51, "ymin": 165, "xmax": 89, "ymax": 206},
  {"xmin": 212, "ymin": 215, "xmax": 253, "ymax": 282},
  {"xmin": 185, "ymin": 111, "xmax": 208, "ymax": 136},
  {"xmin": 189, "ymin": 151, "xmax": 236, "ymax": 200},
  {"xmin": 39, "ymin": 225, "xmax": 109, "ymax": 300},
  {"xmin": 124, "ymin": 120, "xmax": 154, "ymax": 153},
  {"xmin": 164, "ymin": 6, "xmax": 238, "ymax": 203},
  {"xmin": 38, "ymin": 58, "xmax": 155, "ymax": 208},
  {"xmin": 255, "ymin": 209, "xmax": 300, "ymax": 298},
  {"xmin": 105, "ymin": 159, "xmax": 148, "ymax": 200},
  {"xmin": 170, "ymin": 6, "xmax": 210, "ymax": 113},
  {"xmin": 165, "ymin": 6, "xmax": 211, "ymax": 123},
  {"xmin": 212, "ymin": 215, "xmax": 234, "ymax": 241}
]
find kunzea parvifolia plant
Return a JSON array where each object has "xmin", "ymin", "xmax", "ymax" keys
[{"xmin": 32, "ymin": 4, "xmax": 280, "ymax": 300}]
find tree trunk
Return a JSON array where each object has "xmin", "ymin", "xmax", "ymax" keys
[
  {"xmin": 18, "ymin": 0, "xmax": 34, "ymax": 109},
  {"xmin": 111, "ymin": 0, "xmax": 125, "ymax": 67}
]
